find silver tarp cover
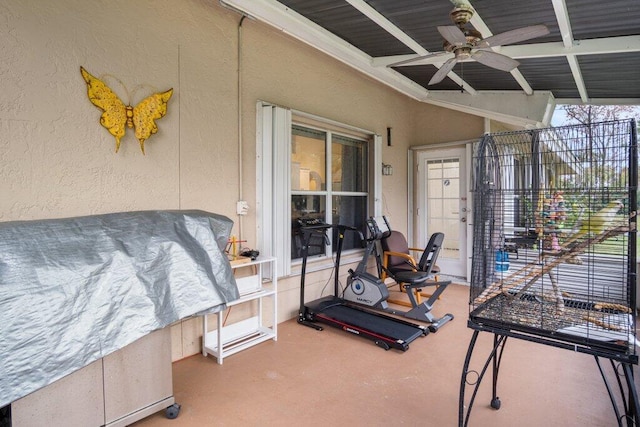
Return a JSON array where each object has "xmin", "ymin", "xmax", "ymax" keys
[{"xmin": 0, "ymin": 210, "xmax": 239, "ymax": 407}]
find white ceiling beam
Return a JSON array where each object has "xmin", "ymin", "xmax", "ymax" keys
[
  {"xmin": 566, "ymin": 55, "xmax": 589, "ymax": 103},
  {"xmin": 494, "ymin": 36, "xmax": 640, "ymax": 59},
  {"xmin": 507, "ymin": 35, "xmax": 640, "ymax": 58},
  {"xmin": 551, "ymin": 0, "xmax": 588, "ymax": 103},
  {"xmin": 345, "ymin": 0, "xmax": 477, "ymax": 95},
  {"xmin": 426, "ymin": 90, "xmax": 556, "ymax": 127},
  {"xmin": 376, "ymin": 35, "xmax": 640, "ymax": 66},
  {"xmin": 551, "ymin": 0, "xmax": 574, "ymax": 47}
]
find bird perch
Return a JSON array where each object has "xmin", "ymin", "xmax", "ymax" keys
[{"xmin": 474, "ymin": 224, "xmax": 632, "ymax": 305}]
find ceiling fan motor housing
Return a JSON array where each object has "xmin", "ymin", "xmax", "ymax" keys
[{"xmin": 443, "ymin": 27, "xmax": 482, "ymax": 59}]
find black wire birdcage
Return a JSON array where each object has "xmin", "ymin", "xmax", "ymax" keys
[
  {"xmin": 460, "ymin": 119, "xmax": 638, "ymax": 426},
  {"xmin": 470, "ymin": 119, "xmax": 637, "ymax": 358}
]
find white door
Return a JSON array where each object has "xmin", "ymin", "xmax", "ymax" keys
[{"xmin": 417, "ymin": 148, "xmax": 467, "ymax": 278}]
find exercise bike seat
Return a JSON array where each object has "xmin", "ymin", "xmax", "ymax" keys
[{"xmin": 392, "ymin": 269, "xmax": 433, "ymax": 286}]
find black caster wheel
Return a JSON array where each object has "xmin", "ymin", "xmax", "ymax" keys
[
  {"xmin": 165, "ymin": 403, "xmax": 181, "ymax": 419},
  {"xmin": 491, "ymin": 397, "xmax": 501, "ymax": 410}
]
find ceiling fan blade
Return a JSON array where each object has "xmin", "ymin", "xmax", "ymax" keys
[
  {"xmin": 471, "ymin": 50, "xmax": 519, "ymax": 72},
  {"xmin": 388, "ymin": 51, "xmax": 450, "ymax": 67},
  {"xmin": 437, "ymin": 26, "xmax": 467, "ymax": 46},
  {"xmin": 428, "ymin": 58, "xmax": 458, "ymax": 85},
  {"xmin": 476, "ymin": 24, "xmax": 549, "ymax": 48}
]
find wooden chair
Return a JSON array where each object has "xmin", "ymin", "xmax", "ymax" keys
[{"xmin": 381, "ymin": 230, "xmax": 442, "ymax": 307}]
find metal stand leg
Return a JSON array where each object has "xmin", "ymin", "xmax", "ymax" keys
[
  {"xmin": 459, "ymin": 331, "xmax": 508, "ymax": 427},
  {"xmin": 490, "ymin": 333, "xmax": 506, "ymax": 410},
  {"xmin": 621, "ymin": 362, "xmax": 639, "ymax": 426},
  {"xmin": 596, "ymin": 357, "xmax": 640, "ymax": 426}
]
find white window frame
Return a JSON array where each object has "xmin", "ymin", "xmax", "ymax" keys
[{"xmin": 256, "ymin": 101, "xmax": 382, "ymax": 277}]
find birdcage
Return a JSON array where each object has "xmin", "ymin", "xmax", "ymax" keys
[{"xmin": 460, "ymin": 119, "xmax": 638, "ymax": 426}]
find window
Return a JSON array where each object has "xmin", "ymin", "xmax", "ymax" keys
[
  {"xmin": 291, "ymin": 125, "xmax": 369, "ymax": 260},
  {"xmin": 257, "ymin": 103, "xmax": 381, "ymax": 276}
]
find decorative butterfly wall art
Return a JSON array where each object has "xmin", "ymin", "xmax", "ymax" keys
[{"xmin": 80, "ymin": 66, "xmax": 173, "ymax": 154}]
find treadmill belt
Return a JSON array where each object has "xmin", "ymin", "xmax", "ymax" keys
[{"xmin": 320, "ymin": 304, "xmax": 424, "ymax": 344}]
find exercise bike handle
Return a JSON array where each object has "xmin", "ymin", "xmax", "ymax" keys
[
  {"xmin": 337, "ymin": 224, "xmax": 365, "ymax": 240},
  {"xmin": 299, "ymin": 223, "xmax": 333, "ymax": 231},
  {"xmin": 299, "ymin": 223, "xmax": 332, "ymax": 247}
]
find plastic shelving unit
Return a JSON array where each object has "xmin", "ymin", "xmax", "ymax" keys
[{"xmin": 202, "ymin": 257, "xmax": 277, "ymax": 364}]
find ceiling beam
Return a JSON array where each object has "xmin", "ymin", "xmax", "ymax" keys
[
  {"xmin": 376, "ymin": 35, "xmax": 640, "ymax": 66},
  {"xmin": 551, "ymin": 0, "xmax": 573, "ymax": 47},
  {"xmin": 551, "ymin": 0, "xmax": 588, "ymax": 102},
  {"xmin": 426, "ymin": 90, "xmax": 556, "ymax": 128}
]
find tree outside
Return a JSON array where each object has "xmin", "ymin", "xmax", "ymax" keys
[{"xmin": 552, "ymin": 105, "xmax": 639, "ymax": 253}]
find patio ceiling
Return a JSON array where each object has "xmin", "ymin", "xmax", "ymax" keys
[{"xmin": 220, "ymin": 0, "xmax": 640, "ymax": 127}]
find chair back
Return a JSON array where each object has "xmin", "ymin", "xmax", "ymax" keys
[
  {"xmin": 381, "ymin": 230, "xmax": 416, "ymax": 272},
  {"xmin": 416, "ymin": 232, "xmax": 444, "ymax": 276}
]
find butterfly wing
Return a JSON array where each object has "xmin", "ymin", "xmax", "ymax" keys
[
  {"xmin": 132, "ymin": 89, "xmax": 173, "ymax": 154},
  {"xmin": 80, "ymin": 67, "xmax": 128, "ymax": 152}
]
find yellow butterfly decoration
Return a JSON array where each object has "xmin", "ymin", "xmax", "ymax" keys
[{"xmin": 80, "ymin": 66, "xmax": 173, "ymax": 154}]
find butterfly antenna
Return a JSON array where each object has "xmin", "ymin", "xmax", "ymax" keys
[
  {"xmin": 130, "ymin": 84, "xmax": 159, "ymax": 104},
  {"xmin": 102, "ymin": 73, "xmax": 132, "ymax": 105}
]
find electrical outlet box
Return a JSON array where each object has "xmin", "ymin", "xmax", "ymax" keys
[{"xmin": 236, "ymin": 201, "xmax": 249, "ymax": 215}]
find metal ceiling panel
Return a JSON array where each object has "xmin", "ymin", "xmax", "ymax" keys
[
  {"xmin": 470, "ymin": 0, "xmax": 561, "ymax": 44},
  {"xmin": 579, "ymin": 53, "xmax": 640, "ymax": 99},
  {"xmin": 278, "ymin": 0, "xmax": 413, "ymax": 56},
  {"xmin": 566, "ymin": 0, "xmax": 640, "ymax": 39},
  {"xmin": 363, "ymin": 0, "xmax": 455, "ymax": 52},
  {"xmin": 517, "ymin": 57, "xmax": 580, "ymax": 99},
  {"xmin": 454, "ymin": 63, "xmax": 525, "ymax": 91}
]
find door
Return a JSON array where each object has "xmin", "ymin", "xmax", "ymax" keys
[{"xmin": 417, "ymin": 148, "xmax": 467, "ymax": 278}]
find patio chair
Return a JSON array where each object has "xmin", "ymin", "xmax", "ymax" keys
[{"xmin": 369, "ymin": 217, "xmax": 454, "ymax": 330}]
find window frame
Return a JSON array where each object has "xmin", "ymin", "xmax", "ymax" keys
[
  {"xmin": 291, "ymin": 123, "xmax": 370, "ymax": 261},
  {"xmin": 257, "ymin": 102, "xmax": 382, "ymax": 277}
]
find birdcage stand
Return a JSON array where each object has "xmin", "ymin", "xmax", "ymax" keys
[{"xmin": 458, "ymin": 327, "xmax": 639, "ymax": 427}]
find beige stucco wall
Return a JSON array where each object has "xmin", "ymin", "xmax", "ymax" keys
[{"xmin": 0, "ymin": 0, "xmax": 484, "ymax": 360}]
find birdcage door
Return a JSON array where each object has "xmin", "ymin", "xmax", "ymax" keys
[{"xmin": 417, "ymin": 148, "xmax": 468, "ymax": 278}]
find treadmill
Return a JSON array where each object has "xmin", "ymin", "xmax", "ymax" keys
[{"xmin": 297, "ymin": 222, "xmax": 428, "ymax": 351}]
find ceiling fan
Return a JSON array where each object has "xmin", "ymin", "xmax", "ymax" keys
[{"xmin": 391, "ymin": 6, "xmax": 549, "ymax": 85}]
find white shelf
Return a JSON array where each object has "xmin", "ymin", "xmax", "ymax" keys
[
  {"xmin": 202, "ymin": 257, "xmax": 277, "ymax": 364},
  {"xmin": 203, "ymin": 317, "xmax": 276, "ymax": 360}
]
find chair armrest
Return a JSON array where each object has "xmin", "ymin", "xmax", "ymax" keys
[{"xmin": 382, "ymin": 251, "xmax": 419, "ymax": 274}]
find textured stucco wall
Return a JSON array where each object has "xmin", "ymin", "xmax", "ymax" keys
[
  {"xmin": 1, "ymin": 0, "xmax": 241, "ymax": 221},
  {"xmin": 0, "ymin": 0, "xmax": 484, "ymax": 360}
]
